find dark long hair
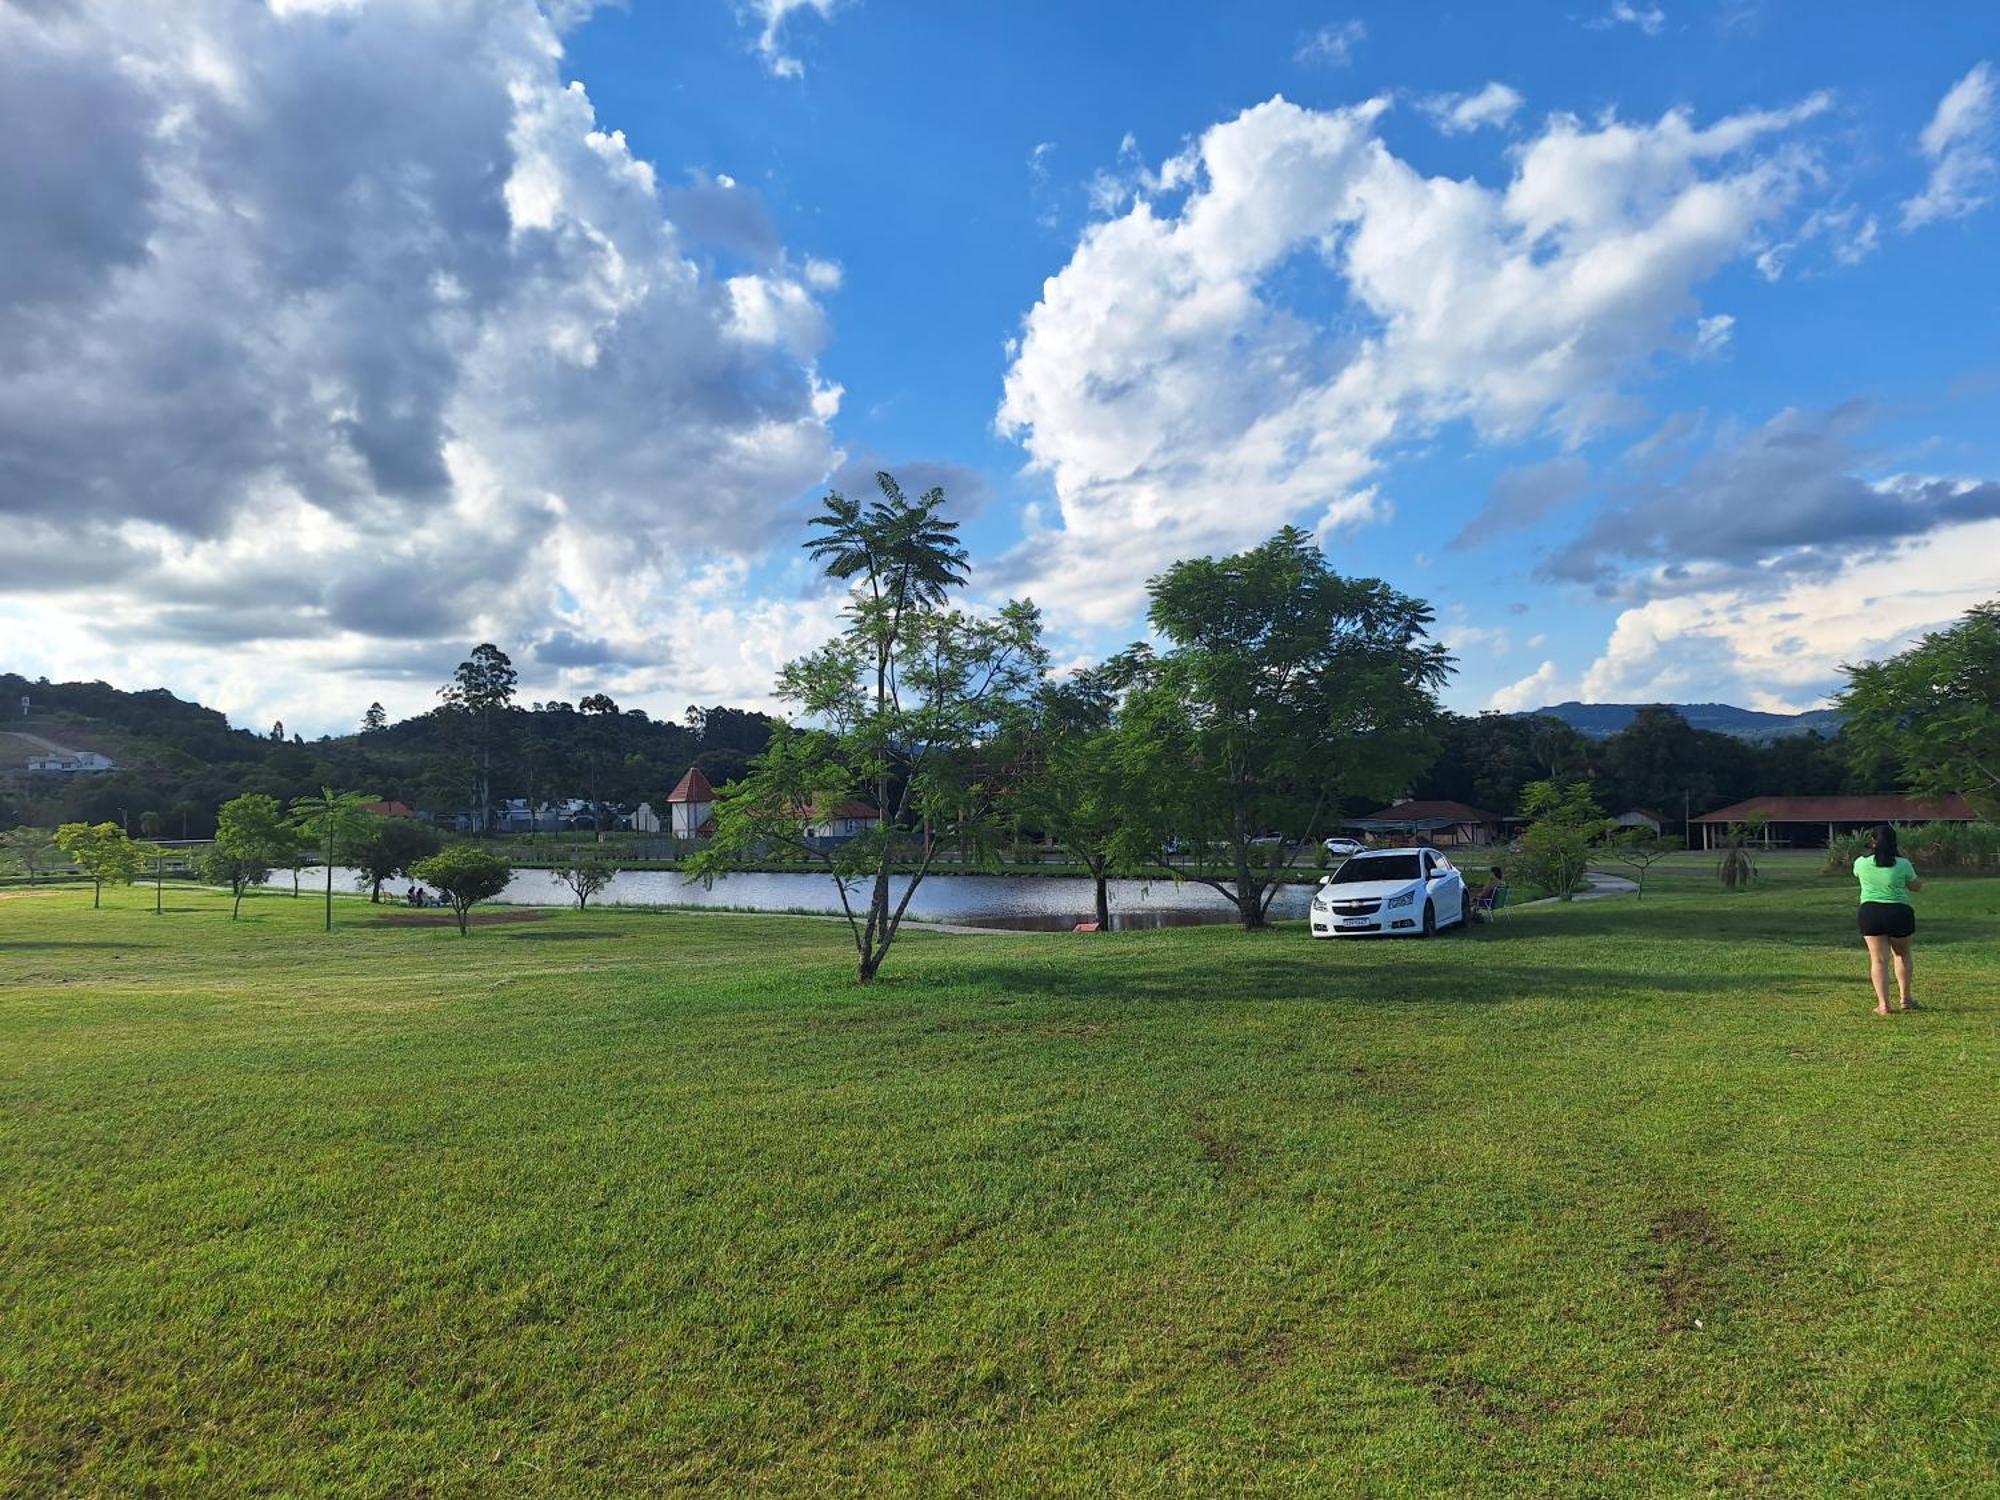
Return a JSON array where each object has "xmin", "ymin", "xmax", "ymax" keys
[{"xmin": 1870, "ymin": 823, "xmax": 1899, "ymax": 869}]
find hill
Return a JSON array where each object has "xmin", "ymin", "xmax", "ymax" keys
[{"xmin": 1526, "ymin": 700, "xmax": 1845, "ymax": 742}]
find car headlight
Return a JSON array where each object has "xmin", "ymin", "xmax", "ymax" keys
[{"xmin": 1385, "ymin": 889, "xmax": 1415, "ymax": 909}]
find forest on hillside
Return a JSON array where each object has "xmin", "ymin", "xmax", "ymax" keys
[{"xmin": 2, "ymin": 663, "xmax": 1882, "ymax": 842}]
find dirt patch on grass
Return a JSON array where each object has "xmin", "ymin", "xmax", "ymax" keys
[
  {"xmin": 1190, "ymin": 1109, "xmax": 1248, "ymax": 1179},
  {"xmin": 1391, "ymin": 1352, "xmax": 1563, "ymax": 1436},
  {"xmin": 369, "ymin": 909, "xmax": 552, "ymax": 928},
  {"xmin": 1640, "ymin": 1205, "xmax": 1733, "ymax": 1332}
]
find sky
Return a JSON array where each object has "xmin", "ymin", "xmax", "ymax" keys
[{"xmin": 2, "ymin": 0, "xmax": 1996, "ymax": 737}]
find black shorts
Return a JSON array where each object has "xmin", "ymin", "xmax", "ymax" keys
[{"xmin": 1858, "ymin": 902, "xmax": 1915, "ymax": 939}]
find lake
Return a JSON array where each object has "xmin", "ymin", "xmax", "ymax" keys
[{"xmin": 284, "ymin": 865, "xmax": 1316, "ymax": 931}]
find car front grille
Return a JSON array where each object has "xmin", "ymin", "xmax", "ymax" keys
[{"xmin": 1327, "ymin": 899, "xmax": 1382, "ymax": 915}]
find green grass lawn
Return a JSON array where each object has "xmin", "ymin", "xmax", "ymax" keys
[{"xmin": 3, "ymin": 874, "xmax": 1997, "ymax": 1497}]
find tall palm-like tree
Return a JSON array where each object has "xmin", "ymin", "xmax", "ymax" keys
[{"xmin": 288, "ymin": 787, "xmax": 378, "ymax": 932}]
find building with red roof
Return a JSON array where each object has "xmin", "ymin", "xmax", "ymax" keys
[{"xmin": 665, "ymin": 767, "xmax": 716, "ymax": 839}]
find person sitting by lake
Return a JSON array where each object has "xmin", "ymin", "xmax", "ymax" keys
[
  {"xmin": 405, "ymin": 885, "xmax": 421, "ymax": 907},
  {"xmin": 1855, "ymin": 823, "xmax": 1923, "ymax": 1016},
  {"xmin": 1474, "ymin": 866, "xmax": 1505, "ymax": 919}
]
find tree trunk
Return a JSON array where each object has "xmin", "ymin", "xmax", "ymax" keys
[
  {"xmin": 93, "ymin": 879, "xmax": 102, "ymax": 909},
  {"xmin": 1090, "ymin": 857, "xmax": 1110, "ymax": 929},
  {"xmin": 323, "ymin": 841, "xmax": 334, "ymax": 931},
  {"xmin": 232, "ymin": 884, "xmax": 244, "ymax": 920}
]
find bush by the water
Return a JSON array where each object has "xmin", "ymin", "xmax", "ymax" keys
[{"xmin": 1824, "ymin": 820, "xmax": 2000, "ymax": 875}]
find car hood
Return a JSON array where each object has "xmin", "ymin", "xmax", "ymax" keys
[{"xmin": 1315, "ymin": 879, "xmax": 1421, "ymax": 902}]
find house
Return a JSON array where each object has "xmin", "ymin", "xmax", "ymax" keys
[
  {"xmin": 1613, "ymin": 808, "xmax": 1667, "ymax": 834},
  {"xmin": 1690, "ymin": 794, "xmax": 1978, "ymax": 849},
  {"xmin": 805, "ymin": 797, "xmax": 880, "ymax": 840},
  {"xmin": 666, "ymin": 767, "xmax": 716, "ymax": 839},
  {"xmin": 1347, "ymin": 799, "xmax": 1503, "ymax": 847},
  {"xmin": 629, "ymin": 801, "xmax": 661, "ymax": 834},
  {"xmin": 25, "ymin": 750, "xmax": 115, "ymax": 774},
  {"xmin": 362, "ymin": 799, "xmax": 417, "ymax": 818}
]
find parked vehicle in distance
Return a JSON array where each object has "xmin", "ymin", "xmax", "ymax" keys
[
  {"xmin": 1310, "ymin": 847, "xmax": 1469, "ymax": 938},
  {"xmin": 1322, "ymin": 836, "xmax": 1365, "ymax": 858}
]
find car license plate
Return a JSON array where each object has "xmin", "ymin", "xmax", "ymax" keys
[{"xmin": 1341, "ymin": 917, "xmax": 1370, "ymax": 926}]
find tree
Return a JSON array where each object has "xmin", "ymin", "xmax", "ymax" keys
[
  {"xmin": 1, "ymin": 826, "xmax": 58, "ymax": 885},
  {"xmin": 269, "ymin": 720, "xmax": 284, "ymax": 742},
  {"xmin": 288, "ymin": 787, "xmax": 378, "ymax": 932},
  {"xmin": 197, "ymin": 842, "xmax": 269, "ymax": 916},
  {"xmin": 212, "ymin": 793, "xmax": 298, "ymax": 913},
  {"xmin": 347, "ymin": 815, "xmax": 445, "ymax": 902},
  {"xmin": 1839, "ymin": 599, "xmax": 2000, "ymax": 816},
  {"xmin": 138, "ymin": 810, "xmax": 162, "ymax": 837},
  {"xmin": 439, "ymin": 644, "xmax": 518, "ymax": 832},
  {"xmin": 552, "ymin": 851, "xmax": 619, "ymax": 910},
  {"xmin": 53, "ymin": 821, "xmax": 145, "ymax": 908},
  {"xmin": 1110, "ymin": 527, "xmax": 1450, "ymax": 929},
  {"xmin": 410, "ymin": 846, "xmax": 513, "ymax": 935},
  {"xmin": 362, "ymin": 702, "xmax": 388, "ymax": 734},
  {"xmin": 579, "ymin": 693, "xmax": 622, "ymax": 836},
  {"xmin": 1603, "ymin": 829, "xmax": 1682, "ymax": 900},
  {"xmin": 692, "ymin": 472, "xmax": 1045, "ymax": 984},
  {"xmin": 1013, "ymin": 660, "xmax": 1142, "ymax": 929},
  {"xmin": 1512, "ymin": 780, "xmax": 1608, "ymax": 901}
]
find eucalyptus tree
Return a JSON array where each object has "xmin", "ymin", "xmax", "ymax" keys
[
  {"xmin": 1109, "ymin": 527, "xmax": 1450, "ymax": 929},
  {"xmin": 692, "ymin": 472, "xmax": 1046, "ymax": 984},
  {"xmin": 288, "ymin": 787, "xmax": 378, "ymax": 931},
  {"xmin": 439, "ymin": 644, "xmax": 517, "ymax": 833}
]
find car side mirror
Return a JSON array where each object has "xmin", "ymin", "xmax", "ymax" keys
[{"xmin": 1318, "ymin": 874, "xmax": 1333, "ymax": 886}]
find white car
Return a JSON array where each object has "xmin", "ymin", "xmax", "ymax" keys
[
  {"xmin": 1310, "ymin": 847, "xmax": 1469, "ymax": 938},
  {"xmin": 1323, "ymin": 836, "xmax": 1366, "ymax": 858}
]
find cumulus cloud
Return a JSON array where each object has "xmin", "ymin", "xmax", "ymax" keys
[
  {"xmin": 996, "ymin": 91, "xmax": 1830, "ymax": 622},
  {"xmin": 1570, "ymin": 519, "xmax": 2000, "ymax": 709},
  {"xmin": 1542, "ymin": 404, "xmax": 2000, "ymax": 593},
  {"xmin": 1902, "ymin": 61, "xmax": 1997, "ymax": 229},
  {"xmin": 0, "ymin": 0, "xmax": 842, "ymax": 730},
  {"xmin": 745, "ymin": 0, "xmax": 840, "ymax": 80},
  {"xmin": 1423, "ymin": 82, "xmax": 1525, "ymax": 136},
  {"xmin": 1295, "ymin": 21, "xmax": 1366, "ymax": 67},
  {"xmin": 1487, "ymin": 659, "xmax": 1564, "ymax": 713}
]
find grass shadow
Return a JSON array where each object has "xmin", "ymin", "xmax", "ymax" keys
[{"xmin": 505, "ymin": 930, "xmax": 626, "ymax": 942}]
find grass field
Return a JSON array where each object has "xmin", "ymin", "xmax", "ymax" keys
[{"xmin": 3, "ymin": 865, "xmax": 1997, "ymax": 1496}]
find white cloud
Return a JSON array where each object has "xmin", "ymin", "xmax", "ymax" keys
[
  {"xmin": 746, "ymin": 0, "xmax": 841, "ymax": 80},
  {"xmin": 1424, "ymin": 82, "xmax": 1525, "ymax": 136},
  {"xmin": 1902, "ymin": 61, "xmax": 1997, "ymax": 229},
  {"xmin": 1693, "ymin": 312, "xmax": 1734, "ymax": 357},
  {"xmin": 1488, "ymin": 659, "xmax": 1565, "ymax": 712},
  {"xmin": 996, "ymin": 91, "xmax": 1830, "ymax": 623},
  {"xmin": 1295, "ymin": 20, "xmax": 1366, "ymax": 67},
  {"xmin": 0, "ymin": 0, "xmax": 844, "ymax": 732},
  {"xmin": 1573, "ymin": 518, "xmax": 2000, "ymax": 709},
  {"xmin": 1587, "ymin": 3, "xmax": 1667, "ymax": 36}
]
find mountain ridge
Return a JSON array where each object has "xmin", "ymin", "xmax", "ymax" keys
[{"xmin": 1523, "ymin": 700, "xmax": 1845, "ymax": 742}]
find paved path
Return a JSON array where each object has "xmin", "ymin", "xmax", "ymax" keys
[{"xmin": 1515, "ymin": 872, "xmax": 1640, "ymax": 908}]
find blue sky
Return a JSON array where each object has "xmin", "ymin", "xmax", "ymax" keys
[{"xmin": 1, "ymin": 1, "xmax": 1996, "ymax": 731}]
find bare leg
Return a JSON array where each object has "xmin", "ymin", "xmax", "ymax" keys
[
  {"xmin": 1864, "ymin": 935, "xmax": 1893, "ymax": 1014},
  {"xmin": 1890, "ymin": 936, "xmax": 1915, "ymax": 1009}
]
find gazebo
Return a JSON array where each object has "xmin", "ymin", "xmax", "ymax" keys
[{"xmin": 1346, "ymin": 799, "xmax": 1504, "ymax": 848}]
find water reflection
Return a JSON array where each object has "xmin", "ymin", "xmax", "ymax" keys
[{"xmin": 283, "ymin": 865, "xmax": 1314, "ymax": 931}]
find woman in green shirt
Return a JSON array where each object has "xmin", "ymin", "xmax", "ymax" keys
[{"xmin": 1854, "ymin": 824, "xmax": 1923, "ymax": 1015}]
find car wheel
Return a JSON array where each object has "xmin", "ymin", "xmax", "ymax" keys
[
  {"xmin": 1421, "ymin": 901, "xmax": 1436, "ymax": 938},
  {"xmin": 1458, "ymin": 890, "xmax": 1471, "ymax": 929}
]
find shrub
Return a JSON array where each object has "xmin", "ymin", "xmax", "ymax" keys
[{"xmin": 1826, "ymin": 821, "xmax": 2000, "ymax": 875}]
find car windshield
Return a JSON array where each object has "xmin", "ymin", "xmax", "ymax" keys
[{"xmin": 1329, "ymin": 854, "xmax": 1421, "ymax": 884}]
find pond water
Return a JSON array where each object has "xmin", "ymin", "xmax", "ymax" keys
[{"xmin": 280, "ymin": 865, "xmax": 1316, "ymax": 931}]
